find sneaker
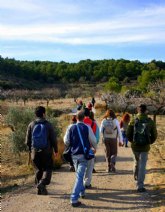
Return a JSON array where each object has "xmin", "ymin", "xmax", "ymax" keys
[
  {"xmin": 85, "ymin": 184, "xmax": 92, "ymax": 189},
  {"xmin": 137, "ymin": 187, "xmax": 146, "ymax": 193},
  {"xmin": 71, "ymin": 201, "xmax": 81, "ymax": 207}
]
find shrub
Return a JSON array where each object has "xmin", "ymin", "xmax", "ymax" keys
[{"xmin": 5, "ymin": 107, "xmax": 60, "ymax": 155}]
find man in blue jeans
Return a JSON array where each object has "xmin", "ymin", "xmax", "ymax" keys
[
  {"xmin": 64, "ymin": 110, "xmax": 97, "ymax": 207},
  {"xmin": 127, "ymin": 104, "xmax": 157, "ymax": 192}
]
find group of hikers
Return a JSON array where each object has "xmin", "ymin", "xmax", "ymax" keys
[{"xmin": 25, "ymin": 99, "xmax": 157, "ymax": 207}]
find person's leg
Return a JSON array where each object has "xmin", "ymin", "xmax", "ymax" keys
[
  {"xmin": 132, "ymin": 151, "xmax": 140, "ymax": 181},
  {"xmin": 31, "ymin": 151, "xmax": 43, "ymax": 182},
  {"xmin": 125, "ymin": 136, "xmax": 128, "ymax": 147},
  {"xmin": 37, "ymin": 152, "xmax": 53, "ymax": 195},
  {"xmin": 137, "ymin": 152, "xmax": 148, "ymax": 191},
  {"xmin": 71, "ymin": 156, "xmax": 87, "ymax": 204},
  {"xmin": 104, "ymin": 140, "xmax": 111, "ymax": 172},
  {"xmin": 109, "ymin": 139, "xmax": 117, "ymax": 172},
  {"xmin": 84, "ymin": 158, "xmax": 95, "ymax": 187}
]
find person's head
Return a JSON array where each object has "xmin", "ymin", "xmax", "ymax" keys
[
  {"xmin": 103, "ymin": 109, "xmax": 116, "ymax": 119},
  {"xmin": 122, "ymin": 113, "xmax": 130, "ymax": 123},
  {"xmin": 35, "ymin": 106, "xmax": 46, "ymax": 118},
  {"xmin": 79, "ymin": 100, "xmax": 83, "ymax": 105},
  {"xmin": 77, "ymin": 110, "xmax": 85, "ymax": 121},
  {"xmin": 71, "ymin": 115, "xmax": 77, "ymax": 124},
  {"xmin": 84, "ymin": 107, "xmax": 90, "ymax": 117},
  {"xmin": 137, "ymin": 104, "xmax": 147, "ymax": 114},
  {"xmin": 87, "ymin": 102, "xmax": 93, "ymax": 111}
]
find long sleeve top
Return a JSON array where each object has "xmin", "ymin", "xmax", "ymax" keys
[{"xmin": 64, "ymin": 121, "xmax": 97, "ymax": 155}]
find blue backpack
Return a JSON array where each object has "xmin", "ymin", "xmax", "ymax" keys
[{"xmin": 32, "ymin": 122, "xmax": 48, "ymax": 149}]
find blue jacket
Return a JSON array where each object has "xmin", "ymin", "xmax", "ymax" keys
[{"xmin": 64, "ymin": 122, "xmax": 97, "ymax": 155}]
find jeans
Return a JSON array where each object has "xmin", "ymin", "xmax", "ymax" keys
[
  {"xmin": 71, "ymin": 155, "xmax": 87, "ymax": 203},
  {"xmin": 84, "ymin": 157, "xmax": 95, "ymax": 186},
  {"xmin": 122, "ymin": 131, "xmax": 128, "ymax": 146},
  {"xmin": 133, "ymin": 151, "xmax": 148, "ymax": 189}
]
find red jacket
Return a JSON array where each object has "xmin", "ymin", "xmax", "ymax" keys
[{"xmin": 84, "ymin": 117, "xmax": 97, "ymax": 135}]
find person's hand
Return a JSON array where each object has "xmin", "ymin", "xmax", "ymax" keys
[
  {"xmin": 119, "ymin": 141, "xmax": 124, "ymax": 147},
  {"xmin": 54, "ymin": 152, "xmax": 58, "ymax": 158},
  {"xmin": 91, "ymin": 148, "xmax": 96, "ymax": 154}
]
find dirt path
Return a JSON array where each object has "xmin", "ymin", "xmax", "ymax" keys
[{"xmin": 2, "ymin": 143, "xmax": 154, "ymax": 212}]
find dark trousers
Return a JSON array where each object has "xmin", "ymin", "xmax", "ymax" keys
[
  {"xmin": 104, "ymin": 138, "xmax": 117, "ymax": 168},
  {"xmin": 31, "ymin": 150, "xmax": 53, "ymax": 186}
]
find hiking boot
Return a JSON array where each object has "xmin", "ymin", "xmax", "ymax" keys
[
  {"xmin": 134, "ymin": 176, "xmax": 138, "ymax": 181},
  {"xmin": 80, "ymin": 193, "xmax": 85, "ymax": 198},
  {"xmin": 85, "ymin": 184, "xmax": 92, "ymax": 189},
  {"xmin": 69, "ymin": 166, "xmax": 75, "ymax": 172},
  {"xmin": 137, "ymin": 187, "xmax": 146, "ymax": 193},
  {"xmin": 111, "ymin": 164, "xmax": 116, "ymax": 172},
  {"xmin": 37, "ymin": 183, "xmax": 48, "ymax": 195},
  {"xmin": 71, "ymin": 201, "xmax": 81, "ymax": 207},
  {"xmin": 93, "ymin": 168, "xmax": 96, "ymax": 173}
]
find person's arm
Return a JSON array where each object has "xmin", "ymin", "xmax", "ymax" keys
[
  {"xmin": 150, "ymin": 120, "xmax": 157, "ymax": 144},
  {"xmin": 63, "ymin": 125, "xmax": 72, "ymax": 146},
  {"xmin": 126, "ymin": 119, "xmax": 134, "ymax": 142},
  {"xmin": 25, "ymin": 123, "xmax": 32, "ymax": 152},
  {"xmin": 100, "ymin": 120, "xmax": 104, "ymax": 134},
  {"xmin": 48, "ymin": 123, "xmax": 58, "ymax": 152},
  {"xmin": 120, "ymin": 120, "xmax": 123, "ymax": 128},
  {"xmin": 115, "ymin": 119, "xmax": 123, "ymax": 144},
  {"xmin": 88, "ymin": 126, "xmax": 97, "ymax": 150},
  {"xmin": 95, "ymin": 122, "xmax": 100, "ymax": 144}
]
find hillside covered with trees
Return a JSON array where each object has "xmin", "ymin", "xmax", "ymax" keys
[{"xmin": 0, "ymin": 56, "xmax": 165, "ymax": 90}]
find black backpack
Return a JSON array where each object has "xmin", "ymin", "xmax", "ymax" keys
[{"xmin": 133, "ymin": 118, "xmax": 151, "ymax": 146}]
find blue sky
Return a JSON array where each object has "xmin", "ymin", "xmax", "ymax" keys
[{"xmin": 0, "ymin": 0, "xmax": 165, "ymax": 63}]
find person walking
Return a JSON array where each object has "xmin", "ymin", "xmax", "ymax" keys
[
  {"xmin": 89, "ymin": 110, "xmax": 100, "ymax": 173},
  {"xmin": 100, "ymin": 109, "xmax": 123, "ymax": 173},
  {"xmin": 64, "ymin": 110, "xmax": 97, "ymax": 207},
  {"xmin": 126, "ymin": 104, "xmax": 157, "ymax": 192},
  {"xmin": 120, "ymin": 113, "xmax": 131, "ymax": 147},
  {"xmin": 83, "ymin": 108, "xmax": 97, "ymax": 188},
  {"xmin": 25, "ymin": 106, "xmax": 58, "ymax": 195},
  {"xmin": 68, "ymin": 115, "xmax": 77, "ymax": 172}
]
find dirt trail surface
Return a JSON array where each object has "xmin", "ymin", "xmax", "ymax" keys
[{"xmin": 2, "ymin": 143, "xmax": 154, "ymax": 212}]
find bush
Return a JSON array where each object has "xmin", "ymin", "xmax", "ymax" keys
[{"xmin": 5, "ymin": 107, "xmax": 60, "ymax": 155}]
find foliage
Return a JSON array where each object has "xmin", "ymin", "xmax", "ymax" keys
[
  {"xmin": 137, "ymin": 69, "xmax": 165, "ymax": 91},
  {"xmin": 1, "ymin": 56, "xmax": 165, "ymax": 90},
  {"xmin": 5, "ymin": 107, "xmax": 60, "ymax": 155},
  {"xmin": 104, "ymin": 77, "xmax": 121, "ymax": 93}
]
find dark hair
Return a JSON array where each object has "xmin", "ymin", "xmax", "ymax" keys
[
  {"xmin": 77, "ymin": 110, "xmax": 85, "ymax": 121},
  {"xmin": 35, "ymin": 106, "xmax": 46, "ymax": 118},
  {"xmin": 103, "ymin": 109, "xmax": 116, "ymax": 120},
  {"xmin": 84, "ymin": 108, "xmax": 90, "ymax": 117},
  {"xmin": 138, "ymin": 104, "xmax": 147, "ymax": 113}
]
